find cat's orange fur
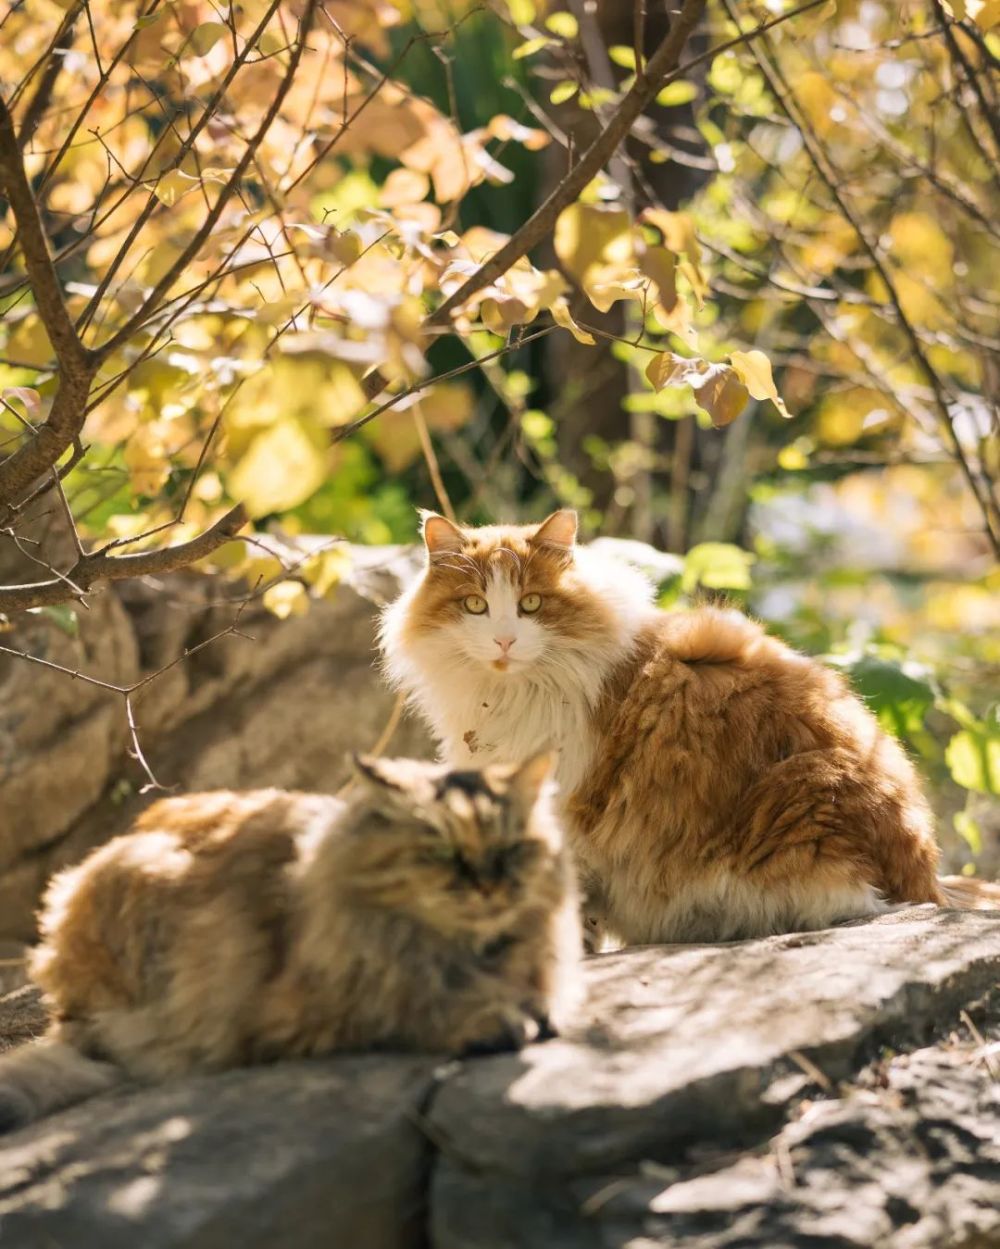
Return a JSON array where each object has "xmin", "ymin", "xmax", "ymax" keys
[
  {"xmin": 382, "ymin": 510, "xmax": 1000, "ymax": 947},
  {"xmin": 0, "ymin": 755, "xmax": 580, "ymax": 1132}
]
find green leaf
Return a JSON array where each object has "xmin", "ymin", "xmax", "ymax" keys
[
  {"xmin": 545, "ymin": 12, "xmax": 578, "ymax": 38},
  {"xmin": 608, "ymin": 45, "xmax": 637, "ymax": 69},
  {"xmin": 946, "ymin": 723, "xmax": 1000, "ymax": 795},
  {"xmin": 842, "ymin": 654, "xmax": 935, "ymax": 738},
  {"xmin": 550, "ymin": 81, "xmax": 579, "ymax": 105},
  {"xmin": 656, "ymin": 80, "xmax": 698, "ymax": 107},
  {"xmin": 953, "ymin": 810, "xmax": 983, "ymax": 855},
  {"xmin": 29, "ymin": 604, "xmax": 80, "ymax": 637},
  {"xmin": 512, "ymin": 36, "xmax": 554, "ymax": 59},
  {"xmin": 682, "ymin": 543, "xmax": 755, "ymax": 594}
]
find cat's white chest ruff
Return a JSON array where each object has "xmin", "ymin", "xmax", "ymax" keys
[{"xmin": 441, "ymin": 681, "xmax": 597, "ymax": 796}]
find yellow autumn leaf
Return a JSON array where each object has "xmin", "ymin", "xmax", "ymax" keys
[
  {"xmin": 229, "ymin": 417, "xmax": 328, "ymax": 517},
  {"xmin": 887, "ymin": 212, "xmax": 954, "ymax": 286},
  {"xmin": 188, "ymin": 21, "xmax": 228, "ymax": 57},
  {"xmin": 153, "ymin": 169, "xmax": 202, "ymax": 207},
  {"xmin": 545, "ymin": 11, "xmax": 578, "ymax": 38},
  {"xmin": 638, "ymin": 244, "xmax": 678, "ymax": 316},
  {"xmin": 367, "ymin": 384, "xmax": 475, "ymax": 472},
  {"xmin": 554, "ymin": 203, "xmax": 632, "ymax": 285},
  {"xmin": 123, "ymin": 425, "xmax": 170, "ymax": 496},
  {"xmin": 262, "ymin": 580, "xmax": 310, "ymax": 620},
  {"xmin": 380, "ymin": 168, "xmax": 430, "ymax": 208},
  {"xmin": 640, "ymin": 209, "xmax": 706, "ymax": 302},
  {"xmin": 973, "ymin": 0, "xmax": 1000, "ymax": 27},
  {"xmin": 481, "ymin": 297, "xmax": 531, "ymax": 334},
  {"xmin": 417, "ymin": 384, "xmax": 476, "ymax": 433},
  {"xmin": 646, "ymin": 351, "xmax": 708, "ymax": 391},
  {"xmin": 302, "ymin": 546, "xmax": 353, "ymax": 597},
  {"xmin": 5, "ymin": 315, "xmax": 53, "ymax": 366},
  {"xmin": 550, "ymin": 298, "xmax": 596, "ymax": 344},
  {"xmin": 656, "ymin": 81, "xmax": 697, "ymax": 107},
  {"xmin": 486, "ymin": 115, "xmax": 550, "ymax": 151},
  {"xmin": 327, "ymin": 229, "xmax": 362, "ymax": 267},
  {"xmin": 795, "ymin": 71, "xmax": 841, "ymax": 136},
  {"xmin": 729, "ymin": 349, "xmax": 791, "ymax": 418},
  {"xmin": 695, "ymin": 367, "xmax": 750, "ymax": 428}
]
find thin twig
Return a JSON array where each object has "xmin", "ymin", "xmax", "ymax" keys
[{"xmin": 0, "ymin": 504, "xmax": 248, "ymax": 614}]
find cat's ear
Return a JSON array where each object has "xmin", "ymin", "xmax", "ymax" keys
[
  {"xmin": 530, "ymin": 509, "xmax": 577, "ymax": 552},
  {"xmin": 494, "ymin": 750, "xmax": 555, "ymax": 810},
  {"xmin": 350, "ymin": 753, "xmax": 410, "ymax": 793},
  {"xmin": 348, "ymin": 754, "xmax": 433, "ymax": 819},
  {"xmin": 420, "ymin": 511, "xmax": 464, "ymax": 558}
]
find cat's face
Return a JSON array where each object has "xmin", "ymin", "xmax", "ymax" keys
[
  {"xmin": 342, "ymin": 753, "xmax": 563, "ymax": 937},
  {"xmin": 398, "ymin": 510, "xmax": 620, "ymax": 679}
]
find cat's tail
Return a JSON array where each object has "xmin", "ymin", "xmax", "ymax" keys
[
  {"xmin": 0, "ymin": 1035, "xmax": 122, "ymax": 1134},
  {"xmin": 938, "ymin": 875, "xmax": 1000, "ymax": 911}
]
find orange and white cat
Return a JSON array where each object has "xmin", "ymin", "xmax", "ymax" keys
[{"xmin": 381, "ymin": 510, "xmax": 1000, "ymax": 947}]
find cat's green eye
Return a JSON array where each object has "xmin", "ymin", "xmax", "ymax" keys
[
  {"xmin": 463, "ymin": 594, "xmax": 488, "ymax": 615},
  {"xmin": 519, "ymin": 593, "xmax": 542, "ymax": 614}
]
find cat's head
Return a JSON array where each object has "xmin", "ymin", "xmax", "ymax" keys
[
  {"xmin": 382, "ymin": 510, "xmax": 651, "ymax": 685},
  {"xmin": 339, "ymin": 752, "xmax": 567, "ymax": 937}
]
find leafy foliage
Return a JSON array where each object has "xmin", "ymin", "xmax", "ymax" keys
[{"xmin": 0, "ymin": 0, "xmax": 997, "ymax": 864}]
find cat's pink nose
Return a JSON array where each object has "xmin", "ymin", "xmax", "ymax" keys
[{"xmin": 493, "ymin": 636, "xmax": 515, "ymax": 654}]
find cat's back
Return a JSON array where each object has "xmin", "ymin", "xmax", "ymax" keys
[
  {"xmin": 610, "ymin": 604, "xmax": 840, "ymax": 733},
  {"xmin": 33, "ymin": 789, "xmax": 338, "ymax": 1020},
  {"xmin": 575, "ymin": 605, "xmax": 869, "ymax": 829}
]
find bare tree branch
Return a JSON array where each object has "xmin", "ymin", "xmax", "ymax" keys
[
  {"xmin": 0, "ymin": 92, "xmax": 95, "ymax": 513},
  {"xmin": 74, "ymin": 0, "xmax": 284, "ymax": 335},
  {"xmin": 16, "ymin": 0, "xmax": 84, "ymax": 151},
  {"xmin": 92, "ymin": 0, "xmax": 317, "ymax": 359},
  {"xmin": 0, "ymin": 503, "xmax": 248, "ymax": 615}
]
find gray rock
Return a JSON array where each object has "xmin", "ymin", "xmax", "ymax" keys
[
  {"xmin": 0, "ymin": 908, "xmax": 998, "ymax": 1248},
  {"xmin": 0, "ymin": 1056, "xmax": 440, "ymax": 1249},
  {"xmin": 0, "ymin": 985, "xmax": 43, "ymax": 1055},
  {"xmin": 428, "ymin": 907, "xmax": 1000, "ymax": 1249}
]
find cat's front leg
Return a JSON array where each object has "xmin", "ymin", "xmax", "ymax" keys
[{"xmin": 577, "ymin": 867, "xmax": 611, "ymax": 954}]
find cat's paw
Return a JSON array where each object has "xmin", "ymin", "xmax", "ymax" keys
[
  {"xmin": 582, "ymin": 910, "xmax": 609, "ymax": 955},
  {"xmin": 0, "ymin": 1086, "xmax": 33, "ymax": 1135},
  {"xmin": 459, "ymin": 1013, "xmax": 539, "ymax": 1057}
]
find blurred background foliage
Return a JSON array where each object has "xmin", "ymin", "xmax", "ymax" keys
[{"xmin": 1, "ymin": 0, "xmax": 997, "ymax": 867}]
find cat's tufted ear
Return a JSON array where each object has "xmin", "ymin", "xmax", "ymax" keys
[
  {"xmin": 350, "ymin": 753, "xmax": 409, "ymax": 792},
  {"xmin": 530, "ymin": 509, "xmax": 577, "ymax": 552},
  {"xmin": 348, "ymin": 754, "xmax": 435, "ymax": 818},
  {"xmin": 420, "ymin": 511, "xmax": 464, "ymax": 559},
  {"xmin": 493, "ymin": 750, "xmax": 555, "ymax": 811}
]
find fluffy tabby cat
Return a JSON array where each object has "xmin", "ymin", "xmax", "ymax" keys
[
  {"xmin": 381, "ymin": 509, "xmax": 1000, "ymax": 948},
  {"xmin": 0, "ymin": 753, "xmax": 579, "ymax": 1132}
]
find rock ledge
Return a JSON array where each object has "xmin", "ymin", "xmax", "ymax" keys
[{"xmin": 1, "ymin": 907, "xmax": 998, "ymax": 1249}]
